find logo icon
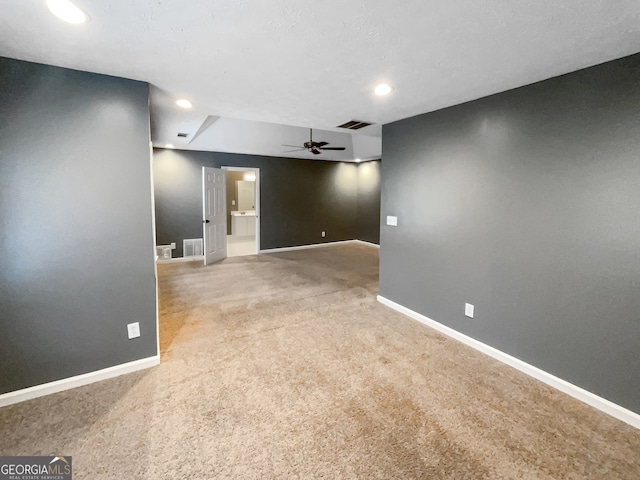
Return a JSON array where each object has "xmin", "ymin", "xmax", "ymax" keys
[{"xmin": 0, "ymin": 455, "xmax": 72, "ymax": 479}]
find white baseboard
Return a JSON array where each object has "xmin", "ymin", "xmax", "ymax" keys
[
  {"xmin": 157, "ymin": 255, "xmax": 203, "ymax": 264},
  {"xmin": 377, "ymin": 295, "xmax": 640, "ymax": 430},
  {"xmin": 0, "ymin": 355, "xmax": 160, "ymax": 408},
  {"xmin": 353, "ymin": 239, "xmax": 380, "ymax": 248},
  {"xmin": 260, "ymin": 239, "xmax": 378, "ymax": 254}
]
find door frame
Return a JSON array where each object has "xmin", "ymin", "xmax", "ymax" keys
[{"xmin": 222, "ymin": 166, "xmax": 260, "ymax": 254}]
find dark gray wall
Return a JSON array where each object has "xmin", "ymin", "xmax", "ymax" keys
[
  {"xmin": 0, "ymin": 58, "xmax": 157, "ymax": 395},
  {"xmin": 357, "ymin": 160, "xmax": 381, "ymax": 244},
  {"xmin": 379, "ymin": 54, "xmax": 640, "ymax": 414},
  {"xmin": 154, "ymin": 149, "xmax": 364, "ymax": 256}
]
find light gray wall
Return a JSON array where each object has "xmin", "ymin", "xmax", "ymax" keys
[
  {"xmin": 0, "ymin": 57, "xmax": 157, "ymax": 395},
  {"xmin": 379, "ymin": 54, "xmax": 640, "ymax": 414},
  {"xmin": 154, "ymin": 149, "xmax": 360, "ymax": 255}
]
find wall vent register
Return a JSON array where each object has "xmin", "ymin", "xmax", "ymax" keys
[
  {"xmin": 183, "ymin": 238, "xmax": 203, "ymax": 257},
  {"xmin": 156, "ymin": 245, "xmax": 172, "ymax": 259}
]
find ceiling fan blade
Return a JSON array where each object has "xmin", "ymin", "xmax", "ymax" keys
[
  {"xmin": 311, "ymin": 148, "xmax": 322, "ymax": 155},
  {"xmin": 283, "ymin": 149, "xmax": 306, "ymax": 153},
  {"xmin": 313, "ymin": 141, "xmax": 328, "ymax": 148},
  {"xmin": 282, "ymin": 144, "xmax": 303, "ymax": 148},
  {"xmin": 318, "ymin": 147, "xmax": 346, "ymax": 151}
]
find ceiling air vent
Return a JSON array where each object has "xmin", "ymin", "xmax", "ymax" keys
[
  {"xmin": 177, "ymin": 132, "xmax": 188, "ymax": 138},
  {"xmin": 337, "ymin": 120, "xmax": 373, "ymax": 130}
]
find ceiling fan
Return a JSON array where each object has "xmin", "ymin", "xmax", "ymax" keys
[{"xmin": 283, "ymin": 128, "xmax": 346, "ymax": 155}]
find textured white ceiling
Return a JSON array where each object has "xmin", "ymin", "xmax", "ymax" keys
[{"xmin": 1, "ymin": 0, "xmax": 639, "ymax": 160}]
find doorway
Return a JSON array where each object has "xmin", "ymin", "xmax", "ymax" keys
[{"xmin": 222, "ymin": 166, "xmax": 260, "ymax": 256}]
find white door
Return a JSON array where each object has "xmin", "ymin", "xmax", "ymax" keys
[{"xmin": 203, "ymin": 167, "xmax": 227, "ymax": 265}]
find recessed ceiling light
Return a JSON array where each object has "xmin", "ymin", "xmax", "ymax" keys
[
  {"xmin": 46, "ymin": 0, "xmax": 89, "ymax": 24},
  {"xmin": 176, "ymin": 99, "xmax": 192, "ymax": 109},
  {"xmin": 374, "ymin": 83, "xmax": 392, "ymax": 96},
  {"xmin": 165, "ymin": 144, "xmax": 174, "ymax": 149}
]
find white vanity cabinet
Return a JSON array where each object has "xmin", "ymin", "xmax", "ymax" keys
[{"xmin": 231, "ymin": 211, "xmax": 256, "ymax": 236}]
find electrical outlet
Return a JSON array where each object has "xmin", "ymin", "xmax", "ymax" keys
[
  {"xmin": 127, "ymin": 322, "xmax": 140, "ymax": 339},
  {"xmin": 386, "ymin": 216, "xmax": 398, "ymax": 226},
  {"xmin": 170, "ymin": 242, "xmax": 176, "ymax": 249},
  {"xmin": 232, "ymin": 200, "xmax": 236, "ymax": 206},
  {"xmin": 465, "ymin": 303, "xmax": 474, "ymax": 318},
  {"xmin": 321, "ymin": 231, "xmax": 326, "ymax": 237}
]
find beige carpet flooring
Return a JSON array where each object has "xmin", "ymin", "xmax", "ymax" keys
[{"xmin": 1, "ymin": 243, "xmax": 639, "ymax": 479}]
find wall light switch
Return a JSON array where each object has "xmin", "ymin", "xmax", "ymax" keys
[
  {"xmin": 465, "ymin": 303, "xmax": 475, "ymax": 318},
  {"xmin": 386, "ymin": 216, "xmax": 398, "ymax": 226},
  {"xmin": 321, "ymin": 231, "xmax": 326, "ymax": 237},
  {"xmin": 127, "ymin": 322, "xmax": 140, "ymax": 339},
  {"xmin": 170, "ymin": 242, "xmax": 176, "ymax": 249},
  {"xmin": 232, "ymin": 200, "xmax": 236, "ymax": 206}
]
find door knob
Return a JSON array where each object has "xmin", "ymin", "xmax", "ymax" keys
[{"xmin": 204, "ymin": 220, "xmax": 210, "ymax": 223}]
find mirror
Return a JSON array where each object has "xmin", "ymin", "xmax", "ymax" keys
[{"xmin": 236, "ymin": 180, "xmax": 255, "ymax": 211}]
